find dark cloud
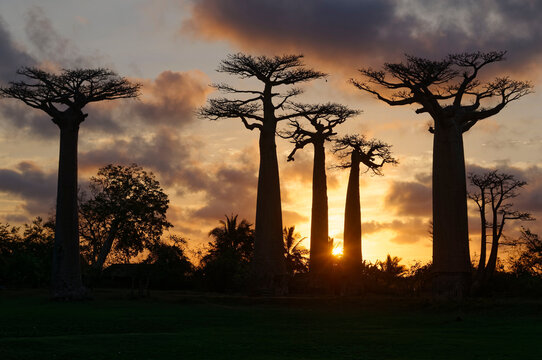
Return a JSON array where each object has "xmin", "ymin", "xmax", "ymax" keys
[
  {"xmin": 191, "ymin": 150, "xmax": 258, "ymax": 221},
  {"xmin": 184, "ymin": 0, "xmax": 542, "ymax": 75},
  {"xmin": 0, "ymin": 17, "xmax": 34, "ymax": 82},
  {"xmin": 79, "ymin": 128, "xmax": 207, "ymax": 188},
  {"xmin": 385, "ymin": 180, "xmax": 432, "ymax": 217},
  {"xmin": 0, "ymin": 100, "xmax": 57, "ymax": 140},
  {"xmin": 0, "ymin": 161, "xmax": 56, "ymax": 215}
]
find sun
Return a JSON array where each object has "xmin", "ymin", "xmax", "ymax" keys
[{"xmin": 331, "ymin": 245, "xmax": 343, "ymax": 257}]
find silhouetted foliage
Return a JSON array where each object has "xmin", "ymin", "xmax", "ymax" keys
[
  {"xmin": 200, "ymin": 53, "xmax": 325, "ymax": 293},
  {"xmin": 0, "ymin": 217, "xmax": 54, "ymax": 287},
  {"xmin": 283, "ymin": 226, "xmax": 309, "ymax": 275},
  {"xmin": 143, "ymin": 235, "xmax": 194, "ymax": 289},
  {"xmin": 511, "ymin": 228, "xmax": 542, "ymax": 276},
  {"xmin": 79, "ymin": 164, "xmax": 172, "ymax": 273},
  {"xmin": 0, "ymin": 67, "xmax": 140, "ymax": 299},
  {"xmin": 199, "ymin": 215, "xmax": 254, "ymax": 292},
  {"xmin": 352, "ymin": 51, "xmax": 533, "ymax": 297}
]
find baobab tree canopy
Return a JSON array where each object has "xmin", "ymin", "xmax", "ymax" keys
[
  {"xmin": 0, "ymin": 67, "xmax": 141, "ymax": 124},
  {"xmin": 352, "ymin": 51, "xmax": 533, "ymax": 297},
  {"xmin": 200, "ymin": 53, "xmax": 326, "ymax": 293}
]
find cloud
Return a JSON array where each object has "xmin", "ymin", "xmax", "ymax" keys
[
  {"xmin": 385, "ymin": 179, "xmax": 432, "ymax": 217},
  {"xmin": 0, "ymin": 16, "xmax": 34, "ymax": 82},
  {"xmin": 283, "ymin": 210, "xmax": 310, "ymax": 227},
  {"xmin": 190, "ymin": 148, "xmax": 258, "ymax": 221},
  {"xmin": 131, "ymin": 70, "xmax": 212, "ymax": 127},
  {"xmin": 184, "ymin": 0, "xmax": 542, "ymax": 75},
  {"xmin": 0, "ymin": 100, "xmax": 57, "ymax": 140},
  {"xmin": 363, "ymin": 218, "xmax": 431, "ymax": 244},
  {"xmin": 0, "ymin": 161, "xmax": 56, "ymax": 215},
  {"xmin": 79, "ymin": 128, "xmax": 208, "ymax": 189}
]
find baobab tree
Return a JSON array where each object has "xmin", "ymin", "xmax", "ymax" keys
[
  {"xmin": 0, "ymin": 68, "xmax": 140, "ymax": 299},
  {"xmin": 199, "ymin": 54, "xmax": 325, "ymax": 294},
  {"xmin": 352, "ymin": 51, "xmax": 532, "ymax": 296},
  {"xmin": 282, "ymin": 103, "xmax": 358, "ymax": 278},
  {"xmin": 468, "ymin": 171, "xmax": 533, "ymax": 284},
  {"xmin": 333, "ymin": 135, "xmax": 397, "ymax": 279}
]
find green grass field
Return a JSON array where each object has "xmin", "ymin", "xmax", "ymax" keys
[{"xmin": 1, "ymin": 290, "xmax": 541, "ymax": 360}]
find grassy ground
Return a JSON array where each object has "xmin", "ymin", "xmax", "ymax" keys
[{"xmin": 0, "ymin": 289, "xmax": 541, "ymax": 360}]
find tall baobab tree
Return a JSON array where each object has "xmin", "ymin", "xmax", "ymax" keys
[
  {"xmin": 333, "ymin": 135, "xmax": 397, "ymax": 279},
  {"xmin": 468, "ymin": 171, "xmax": 533, "ymax": 284},
  {"xmin": 352, "ymin": 51, "xmax": 532, "ymax": 296},
  {"xmin": 199, "ymin": 54, "xmax": 325, "ymax": 294},
  {"xmin": 0, "ymin": 68, "xmax": 140, "ymax": 299},
  {"xmin": 282, "ymin": 103, "xmax": 358, "ymax": 278}
]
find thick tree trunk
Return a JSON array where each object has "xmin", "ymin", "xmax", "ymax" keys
[
  {"xmin": 343, "ymin": 152, "xmax": 362, "ymax": 277},
  {"xmin": 52, "ymin": 118, "xmax": 86, "ymax": 299},
  {"xmin": 309, "ymin": 139, "xmax": 329, "ymax": 276},
  {"xmin": 252, "ymin": 119, "xmax": 287, "ymax": 294},
  {"xmin": 432, "ymin": 118, "xmax": 471, "ymax": 298}
]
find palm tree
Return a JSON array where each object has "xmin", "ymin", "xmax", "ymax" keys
[
  {"xmin": 207, "ymin": 214, "xmax": 254, "ymax": 262},
  {"xmin": 201, "ymin": 215, "xmax": 254, "ymax": 291},
  {"xmin": 283, "ymin": 226, "xmax": 309, "ymax": 275}
]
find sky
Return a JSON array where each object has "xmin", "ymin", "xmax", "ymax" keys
[{"xmin": 0, "ymin": 0, "xmax": 541, "ymax": 266}]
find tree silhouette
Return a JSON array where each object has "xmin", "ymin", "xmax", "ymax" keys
[
  {"xmin": 201, "ymin": 214, "xmax": 254, "ymax": 291},
  {"xmin": 352, "ymin": 51, "xmax": 532, "ymax": 296},
  {"xmin": 0, "ymin": 68, "xmax": 140, "ymax": 299},
  {"xmin": 282, "ymin": 103, "xmax": 358, "ymax": 277},
  {"xmin": 199, "ymin": 54, "xmax": 325, "ymax": 294},
  {"xmin": 511, "ymin": 228, "xmax": 542, "ymax": 276},
  {"xmin": 283, "ymin": 226, "xmax": 309, "ymax": 275},
  {"xmin": 79, "ymin": 164, "xmax": 172, "ymax": 273},
  {"xmin": 468, "ymin": 171, "xmax": 533, "ymax": 283},
  {"xmin": 333, "ymin": 135, "xmax": 397, "ymax": 279}
]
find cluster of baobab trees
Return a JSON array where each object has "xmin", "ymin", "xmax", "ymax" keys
[
  {"xmin": 200, "ymin": 51, "xmax": 532, "ymax": 297},
  {"xmin": 0, "ymin": 50, "xmax": 532, "ymax": 299}
]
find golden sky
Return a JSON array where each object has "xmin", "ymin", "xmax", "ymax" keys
[{"xmin": 1, "ymin": 0, "xmax": 541, "ymax": 265}]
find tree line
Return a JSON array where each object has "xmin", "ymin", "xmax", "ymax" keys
[{"xmin": 0, "ymin": 51, "xmax": 535, "ymax": 299}]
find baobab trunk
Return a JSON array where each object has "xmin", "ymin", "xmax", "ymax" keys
[
  {"xmin": 343, "ymin": 151, "xmax": 362, "ymax": 277},
  {"xmin": 309, "ymin": 138, "xmax": 329, "ymax": 276},
  {"xmin": 252, "ymin": 119, "xmax": 287, "ymax": 294},
  {"xmin": 52, "ymin": 117, "xmax": 85, "ymax": 299},
  {"xmin": 432, "ymin": 119, "xmax": 471, "ymax": 297}
]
